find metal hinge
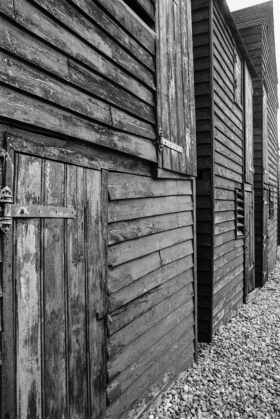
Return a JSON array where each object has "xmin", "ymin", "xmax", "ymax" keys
[
  {"xmin": 158, "ymin": 129, "xmax": 183, "ymax": 154},
  {"xmin": 0, "ymin": 187, "xmax": 12, "ymax": 235}
]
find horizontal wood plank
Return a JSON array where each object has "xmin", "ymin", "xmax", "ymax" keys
[
  {"xmin": 0, "ymin": 15, "xmax": 68, "ymax": 78},
  {"xmin": 108, "ymin": 226, "xmax": 193, "ymax": 266},
  {"xmin": 108, "ymin": 270, "xmax": 193, "ymax": 336},
  {"xmin": 31, "ymin": 0, "xmax": 155, "ymax": 90},
  {"xmin": 0, "ymin": 86, "xmax": 157, "ymax": 162},
  {"xmin": 109, "ymin": 255, "xmax": 194, "ymax": 311},
  {"xmin": 69, "ymin": 0, "xmax": 155, "ymax": 70},
  {"xmin": 108, "ymin": 287, "xmax": 194, "ymax": 358},
  {"xmin": 107, "ymin": 304, "xmax": 194, "ymax": 381},
  {"xmin": 95, "ymin": 0, "xmax": 156, "ymax": 53},
  {"xmin": 108, "ymin": 196, "xmax": 192, "ymax": 222},
  {"xmin": 108, "ymin": 173, "xmax": 192, "ymax": 200},
  {"xmin": 108, "ymin": 212, "xmax": 193, "ymax": 245}
]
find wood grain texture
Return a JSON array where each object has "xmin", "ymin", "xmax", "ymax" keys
[
  {"xmin": 66, "ymin": 165, "xmax": 88, "ymax": 417},
  {"xmin": 86, "ymin": 169, "xmax": 107, "ymax": 418},
  {"xmin": 69, "ymin": 0, "xmax": 155, "ymax": 70},
  {"xmin": 108, "ymin": 226, "xmax": 193, "ymax": 266},
  {"xmin": 95, "ymin": 0, "xmax": 156, "ymax": 53},
  {"xmin": 2, "ymin": 128, "xmax": 151, "ymax": 177},
  {"xmin": 16, "ymin": 155, "xmax": 42, "ymax": 419},
  {"xmin": 0, "ymin": 85, "xmax": 157, "ymax": 162},
  {"xmin": 108, "ymin": 212, "xmax": 193, "ymax": 245},
  {"xmin": 108, "ymin": 195, "xmax": 192, "ymax": 222},
  {"xmin": 44, "ymin": 160, "xmax": 67, "ymax": 418},
  {"xmin": 14, "ymin": 0, "xmax": 154, "ymax": 104},
  {"xmin": 108, "ymin": 173, "xmax": 192, "ymax": 200},
  {"xmin": 0, "ymin": 14, "xmax": 68, "ymax": 78},
  {"xmin": 0, "ymin": 0, "xmax": 15, "ymax": 17},
  {"xmin": 0, "ymin": 51, "xmax": 155, "ymax": 140},
  {"xmin": 109, "ymin": 254, "xmax": 193, "ymax": 312},
  {"xmin": 31, "ymin": 0, "xmax": 155, "ymax": 90}
]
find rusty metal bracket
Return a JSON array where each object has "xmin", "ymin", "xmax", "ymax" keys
[
  {"xmin": 0, "ymin": 186, "xmax": 12, "ymax": 204},
  {"xmin": 0, "ymin": 187, "xmax": 12, "ymax": 234},
  {"xmin": 158, "ymin": 129, "xmax": 183, "ymax": 154}
]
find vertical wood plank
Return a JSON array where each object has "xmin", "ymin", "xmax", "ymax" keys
[
  {"xmin": 2, "ymin": 138, "xmax": 16, "ymax": 418},
  {"xmin": 67, "ymin": 165, "xmax": 88, "ymax": 417},
  {"xmin": 244, "ymin": 191, "xmax": 255, "ymax": 299},
  {"xmin": 16, "ymin": 220, "xmax": 42, "ymax": 419},
  {"xmin": 16, "ymin": 154, "xmax": 42, "ymax": 418},
  {"xmin": 263, "ymin": 88, "xmax": 268, "ymax": 184},
  {"xmin": 86, "ymin": 169, "xmax": 107, "ymax": 418},
  {"xmin": 175, "ymin": 0, "xmax": 185, "ymax": 174},
  {"xmin": 244, "ymin": 65, "xmax": 253, "ymax": 185},
  {"xmin": 167, "ymin": 0, "xmax": 179, "ymax": 173},
  {"xmin": 43, "ymin": 160, "xmax": 67, "ymax": 418}
]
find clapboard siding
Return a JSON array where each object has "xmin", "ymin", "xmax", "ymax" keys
[
  {"xmin": 212, "ymin": 4, "xmax": 245, "ymax": 335},
  {"xmin": 0, "ymin": 1, "xmax": 198, "ymax": 418},
  {"xmin": 107, "ymin": 174, "xmax": 195, "ymax": 418},
  {"xmin": 192, "ymin": 0, "xmax": 258, "ymax": 343},
  {"xmin": 233, "ymin": 2, "xmax": 279, "ymax": 285},
  {"xmin": 0, "ymin": 0, "xmax": 157, "ymax": 161},
  {"xmin": 192, "ymin": 0, "xmax": 212, "ymax": 343}
]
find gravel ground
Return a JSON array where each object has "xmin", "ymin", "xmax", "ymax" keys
[{"xmin": 148, "ymin": 249, "xmax": 280, "ymax": 419}]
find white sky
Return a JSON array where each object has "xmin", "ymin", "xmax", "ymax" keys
[{"xmin": 227, "ymin": 0, "xmax": 280, "ymax": 145}]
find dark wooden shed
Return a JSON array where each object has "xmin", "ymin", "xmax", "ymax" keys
[
  {"xmin": 192, "ymin": 0, "xmax": 259, "ymax": 342},
  {"xmin": 0, "ymin": 1, "xmax": 197, "ymax": 418},
  {"xmin": 232, "ymin": 1, "xmax": 279, "ymax": 287}
]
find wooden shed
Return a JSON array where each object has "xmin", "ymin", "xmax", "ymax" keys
[
  {"xmin": 192, "ymin": 0, "xmax": 259, "ymax": 343},
  {"xmin": 232, "ymin": 1, "xmax": 279, "ymax": 287},
  {"xmin": 0, "ymin": 1, "xmax": 197, "ymax": 418}
]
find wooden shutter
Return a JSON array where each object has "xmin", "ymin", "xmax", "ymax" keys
[
  {"xmin": 244, "ymin": 64, "xmax": 254, "ymax": 184},
  {"xmin": 234, "ymin": 50, "xmax": 242, "ymax": 107},
  {"xmin": 156, "ymin": 0, "xmax": 196, "ymax": 176},
  {"xmin": 263, "ymin": 87, "xmax": 268, "ymax": 184},
  {"xmin": 244, "ymin": 190, "xmax": 255, "ymax": 300}
]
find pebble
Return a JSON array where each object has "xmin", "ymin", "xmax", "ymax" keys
[{"xmin": 148, "ymin": 250, "xmax": 280, "ymax": 418}]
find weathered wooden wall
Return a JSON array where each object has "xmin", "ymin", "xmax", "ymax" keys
[
  {"xmin": 0, "ymin": 0, "xmax": 157, "ymax": 161},
  {"xmin": 212, "ymin": 2, "xmax": 245, "ymax": 336},
  {"xmin": 233, "ymin": 1, "xmax": 279, "ymax": 286},
  {"xmin": 0, "ymin": 1, "xmax": 197, "ymax": 418},
  {"xmin": 192, "ymin": 0, "xmax": 257, "ymax": 342},
  {"xmin": 192, "ymin": 0, "xmax": 213, "ymax": 343},
  {"xmin": 107, "ymin": 173, "xmax": 196, "ymax": 418}
]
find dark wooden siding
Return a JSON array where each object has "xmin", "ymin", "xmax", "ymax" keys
[
  {"xmin": 212, "ymin": 3, "xmax": 244, "ymax": 335},
  {"xmin": 234, "ymin": 3, "xmax": 278, "ymax": 285},
  {"xmin": 191, "ymin": 0, "xmax": 213, "ymax": 343},
  {"xmin": 262, "ymin": 12, "xmax": 278, "ymax": 274},
  {"xmin": 107, "ymin": 174, "xmax": 196, "ymax": 418}
]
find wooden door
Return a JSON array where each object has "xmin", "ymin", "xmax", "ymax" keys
[
  {"xmin": 156, "ymin": 0, "xmax": 196, "ymax": 175},
  {"xmin": 1, "ymin": 133, "xmax": 107, "ymax": 419},
  {"xmin": 244, "ymin": 190, "xmax": 255, "ymax": 299},
  {"xmin": 263, "ymin": 189, "xmax": 269, "ymax": 285}
]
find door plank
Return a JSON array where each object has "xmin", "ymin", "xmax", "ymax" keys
[
  {"xmin": 43, "ymin": 160, "xmax": 67, "ymax": 418},
  {"xmin": 67, "ymin": 165, "xmax": 88, "ymax": 417},
  {"xmin": 86, "ymin": 169, "xmax": 107, "ymax": 418},
  {"xmin": 16, "ymin": 220, "xmax": 42, "ymax": 418},
  {"xmin": 16, "ymin": 154, "xmax": 43, "ymax": 418}
]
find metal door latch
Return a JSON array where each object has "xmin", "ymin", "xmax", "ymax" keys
[{"xmin": 0, "ymin": 186, "xmax": 12, "ymax": 234}]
